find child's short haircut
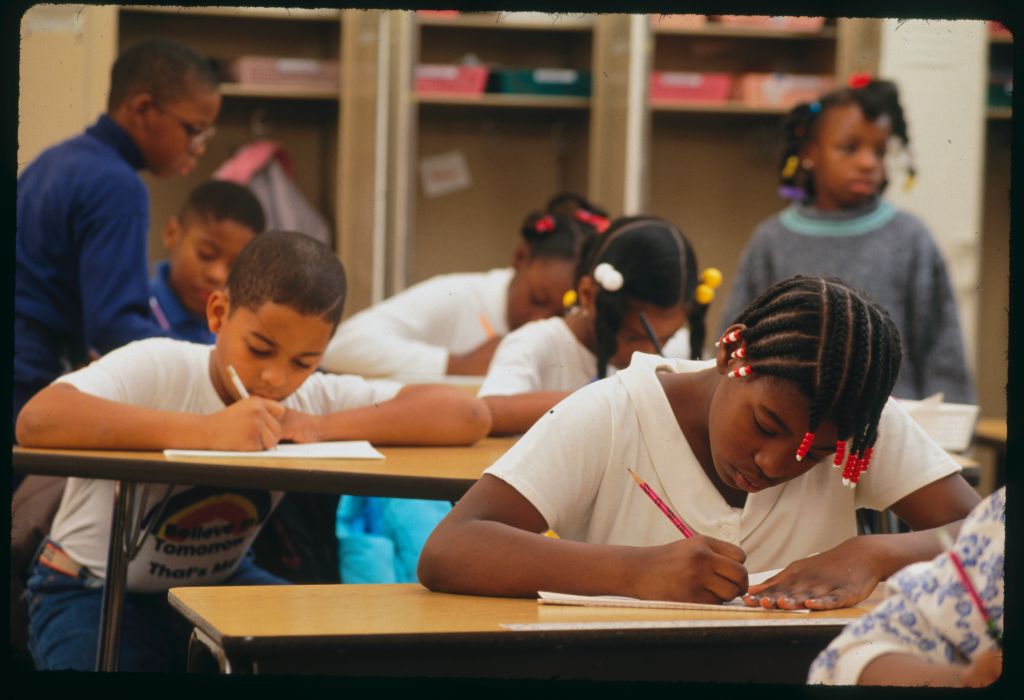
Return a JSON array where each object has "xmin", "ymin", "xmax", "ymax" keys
[
  {"xmin": 778, "ymin": 79, "xmax": 913, "ymax": 202},
  {"xmin": 180, "ymin": 180, "xmax": 266, "ymax": 234},
  {"xmin": 729, "ymin": 276, "xmax": 902, "ymax": 484},
  {"xmin": 577, "ymin": 216, "xmax": 705, "ymax": 373},
  {"xmin": 227, "ymin": 231, "xmax": 346, "ymax": 329},
  {"xmin": 108, "ymin": 39, "xmax": 219, "ymax": 111}
]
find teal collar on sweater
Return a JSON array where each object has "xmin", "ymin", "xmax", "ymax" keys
[{"xmin": 780, "ymin": 197, "xmax": 897, "ymax": 237}]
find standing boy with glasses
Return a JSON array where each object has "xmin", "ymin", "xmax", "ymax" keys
[{"xmin": 15, "ymin": 39, "xmax": 221, "ymax": 477}]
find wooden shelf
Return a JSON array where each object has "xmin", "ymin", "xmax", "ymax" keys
[
  {"xmin": 120, "ymin": 6, "xmax": 341, "ymax": 21},
  {"xmin": 219, "ymin": 83, "xmax": 340, "ymax": 100},
  {"xmin": 651, "ymin": 23, "xmax": 836, "ymax": 41},
  {"xmin": 414, "ymin": 93, "xmax": 590, "ymax": 109},
  {"xmin": 417, "ymin": 13, "xmax": 594, "ymax": 32},
  {"xmin": 987, "ymin": 106, "xmax": 1012, "ymax": 120},
  {"xmin": 651, "ymin": 100, "xmax": 790, "ymax": 115}
]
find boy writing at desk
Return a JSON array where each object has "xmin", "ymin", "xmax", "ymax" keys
[{"xmin": 16, "ymin": 230, "xmax": 491, "ymax": 671}]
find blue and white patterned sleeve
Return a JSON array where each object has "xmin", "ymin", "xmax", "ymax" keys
[{"xmin": 808, "ymin": 487, "xmax": 1005, "ymax": 685}]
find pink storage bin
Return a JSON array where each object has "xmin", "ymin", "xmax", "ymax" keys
[
  {"xmin": 737, "ymin": 73, "xmax": 834, "ymax": 108},
  {"xmin": 714, "ymin": 15, "xmax": 826, "ymax": 32},
  {"xmin": 650, "ymin": 71, "xmax": 732, "ymax": 103},
  {"xmin": 650, "ymin": 14, "xmax": 707, "ymax": 29},
  {"xmin": 415, "ymin": 64, "xmax": 489, "ymax": 95},
  {"xmin": 225, "ymin": 56, "xmax": 339, "ymax": 88}
]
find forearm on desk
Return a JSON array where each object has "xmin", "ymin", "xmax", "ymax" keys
[
  {"xmin": 16, "ymin": 384, "xmax": 208, "ymax": 450},
  {"xmin": 482, "ymin": 392, "xmax": 570, "ymax": 436},
  {"xmin": 318, "ymin": 384, "xmax": 492, "ymax": 446}
]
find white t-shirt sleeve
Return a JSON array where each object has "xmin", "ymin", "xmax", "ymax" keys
[
  {"xmin": 55, "ymin": 338, "xmax": 197, "ymax": 411},
  {"xmin": 288, "ymin": 372, "xmax": 404, "ymax": 414},
  {"xmin": 853, "ymin": 398, "xmax": 962, "ymax": 512},
  {"xmin": 661, "ymin": 327, "xmax": 692, "ymax": 360},
  {"xmin": 477, "ymin": 326, "xmax": 546, "ymax": 397},
  {"xmin": 484, "ymin": 379, "xmax": 619, "ymax": 533}
]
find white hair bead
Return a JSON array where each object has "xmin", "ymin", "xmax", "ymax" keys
[{"xmin": 593, "ymin": 262, "xmax": 624, "ymax": 292}]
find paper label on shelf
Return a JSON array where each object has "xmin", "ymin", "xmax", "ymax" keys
[
  {"xmin": 420, "ymin": 150, "xmax": 472, "ymax": 198},
  {"xmin": 274, "ymin": 58, "xmax": 321, "ymax": 75},
  {"xmin": 417, "ymin": 65, "xmax": 460, "ymax": 80}
]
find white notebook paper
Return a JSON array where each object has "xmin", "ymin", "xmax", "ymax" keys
[
  {"xmin": 164, "ymin": 440, "xmax": 385, "ymax": 460},
  {"xmin": 537, "ymin": 567, "xmax": 811, "ymax": 614}
]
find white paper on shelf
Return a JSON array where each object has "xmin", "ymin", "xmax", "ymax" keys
[{"xmin": 164, "ymin": 441, "xmax": 384, "ymax": 460}]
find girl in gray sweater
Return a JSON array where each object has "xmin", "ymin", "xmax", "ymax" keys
[{"xmin": 720, "ymin": 76, "xmax": 974, "ymax": 404}]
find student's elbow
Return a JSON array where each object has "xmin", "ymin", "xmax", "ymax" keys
[
  {"xmin": 457, "ymin": 395, "xmax": 492, "ymax": 445},
  {"xmin": 417, "ymin": 527, "xmax": 456, "ymax": 592},
  {"xmin": 15, "ymin": 385, "xmax": 65, "ymax": 446}
]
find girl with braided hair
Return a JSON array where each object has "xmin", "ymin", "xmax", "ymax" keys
[
  {"xmin": 478, "ymin": 215, "xmax": 719, "ymax": 436},
  {"xmin": 419, "ymin": 276, "xmax": 979, "ymax": 610},
  {"xmin": 719, "ymin": 75, "xmax": 974, "ymax": 405}
]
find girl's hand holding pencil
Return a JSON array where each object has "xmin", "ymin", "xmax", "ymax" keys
[{"xmin": 627, "ymin": 468, "xmax": 748, "ymax": 603}]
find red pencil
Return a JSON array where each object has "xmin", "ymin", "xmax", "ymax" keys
[
  {"xmin": 627, "ymin": 468, "xmax": 695, "ymax": 538},
  {"xmin": 937, "ymin": 529, "xmax": 1002, "ymax": 648}
]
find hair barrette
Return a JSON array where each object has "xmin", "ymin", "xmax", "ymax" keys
[
  {"xmin": 534, "ymin": 215, "xmax": 556, "ymax": 233},
  {"xmin": 777, "ymin": 185, "xmax": 806, "ymax": 201},
  {"xmin": 781, "ymin": 155, "xmax": 800, "ymax": 179},
  {"xmin": 847, "ymin": 72, "xmax": 873, "ymax": 89},
  {"xmin": 593, "ymin": 262, "xmax": 624, "ymax": 292},
  {"xmin": 574, "ymin": 209, "xmax": 610, "ymax": 234}
]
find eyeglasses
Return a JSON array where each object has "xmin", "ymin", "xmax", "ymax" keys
[{"xmin": 153, "ymin": 100, "xmax": 216, "ymax": 151}]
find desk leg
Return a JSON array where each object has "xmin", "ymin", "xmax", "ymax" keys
[{"xmin": 96, "ymin": 480, "xmax": 133, "ymax": 672}]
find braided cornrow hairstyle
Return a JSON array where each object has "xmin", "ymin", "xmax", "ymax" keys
[
  {"xmin": 778, "ymin": 79, "xmax": 915, "ymax": 203},
  {"xmin": 576, "ymin": 216, "xmax": 704, "ymax": 378},
  {"xmin": 729, "ymin": 276, "xmax": 902, "ymax": 487}
]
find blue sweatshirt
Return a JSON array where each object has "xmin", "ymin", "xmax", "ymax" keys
[{"xmin": 15, "ymin": 114, "xmax": 167, "ymax": 424}]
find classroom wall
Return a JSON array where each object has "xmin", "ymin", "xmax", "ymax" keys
[
  {"xmin": 878, "ymin": 19, "xmax": 990, "ymax": 391},
  {"xmin": 18, "ymin": 5, "xmax": 117, "ymax": 174}
]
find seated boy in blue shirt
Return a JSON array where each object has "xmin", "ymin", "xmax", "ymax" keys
[
  {"xmin": 15, "ymin": 39, "xmax": 221, "ymax": 452},
  {"xmin": 150, "ymin": 180, "xmax": 266, "ymax": 343},
  {"xmin": 15, "ymin": 230, "xmax": 492, "ymax": 672}
]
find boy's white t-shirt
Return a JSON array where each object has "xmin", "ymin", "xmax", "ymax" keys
[
  {"xmin": 478, "ymin": 318, "xmax": 694, "ymax": 397},
  {"xmin": 485, "ymin": 353, "xmax": 962, "ymax": 574},
  {"xmin": 320, "ymin": 268, "xmax": 513, "ymax": 377},
  {"xmin": 48, "ymin": 337, "xmax": 402, "ymax": 593}
]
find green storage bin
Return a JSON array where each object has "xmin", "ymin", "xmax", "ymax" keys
[
  {"xmin": 988, "ymin": 77, "xmax": 1012, "ymax": 108},
  {"xmin": 487, "ymin": 67, "xmax": 592, "ymax": 96}
]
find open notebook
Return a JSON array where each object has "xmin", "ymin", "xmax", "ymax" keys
[
  {"xmin": 538, "ymin": 567, "xmax": 812, "ymax": 614},
  {"xmin": 164, "ymin": 440, "xmax": 384, "ymax": 460}
]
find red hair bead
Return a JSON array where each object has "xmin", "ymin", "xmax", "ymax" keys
[
  {"xmin": 730, "ymin": 346, "xmax": 747, "ymax": 359},
  {"xmin": 722, "ymin": 329, "xmax": 742, "ymax": 345},
  {"xmin": 574, "ymin": 209, "xmax": 610, "ymax": 233},
  {"xmin": 795, "ymin": 432, "xmax": 814, "ymax": 461},
  {"xmin": 833, "ymin": 440, "xmax": 846, "ymax": 469},
  {"xmin": 727, "ymin": 365, "xmax": 752, "ymax": 378},
  {"xmin": 534, "ymin": 215, "xmax": 555, "ymax": 233}
]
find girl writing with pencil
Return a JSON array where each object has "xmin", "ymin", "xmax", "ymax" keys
[
  {"xmin": 319, "ymin": 192, "xmax": 608, "ymax": 378},
  {"xmin": 419, "ymin": 276, "xmax": 980, "ymax": 609},
  {"xmin": 478, "ymin": 215, "xmax": 719, "ymax": 436}
]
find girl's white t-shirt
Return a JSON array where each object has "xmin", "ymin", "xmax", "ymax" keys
[
  {"xmin": 320, "ymin": 268, "xmax": 513, "ymax": 377},
  {"xmin": 485, "ymin": 353, "xmax": 961, "ymax": 574},
  {"xmin": 48, "ymin": 337, "xmax": 402, "ymax": 592},
  {"xmin": 478, "ymin": 318, "xmax": 694, "ymax": 397},
  {"xmin": 478, "ymin": 317, "xmax": 598, "ymax": 396}
]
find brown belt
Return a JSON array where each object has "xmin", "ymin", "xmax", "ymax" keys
[{"xmin": 38, "ymin": 541, "xmax": 85, "ymax": 578}]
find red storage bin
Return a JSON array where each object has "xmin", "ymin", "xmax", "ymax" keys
[
  {"xmin": 415, "ymin": 64, "xmax": 489, "ymax": 96},
  {"xmin": 737, "ymin": 73, "xmax": 834, "ymax": 108},
  {"xmin": 715, "ymin": 15, "xmax": 826, "ymax": 32},
  {"xmin": 225, "ymin": 56, "xmax": 339, "ymax": 88},
  {"xmin": 650, "ymin": 71, "xmax": 732, "ymax": 104}
]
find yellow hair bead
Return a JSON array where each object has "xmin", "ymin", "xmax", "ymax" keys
[
  {"xmin": 562, "ymin": 289, "xmax": 578, "ymax": 309},
  {"xmin": 700, "ymin": 267, "xmax": 723, "ymax": 289},
  {"xmin": 695, "ymin": 283, "xmax": 715, "ymax": 305},
  {"xmin": 781, "ymin": 155, "xmax": 800, "ymax": 179},
  {"xmin": 903, "ymin": 173, "xmax": 916, "ymax": 192}
]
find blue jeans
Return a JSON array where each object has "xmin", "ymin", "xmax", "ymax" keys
[{"xmin": 25, "ymin": 544, "xmax": 287, "ymax": 672}]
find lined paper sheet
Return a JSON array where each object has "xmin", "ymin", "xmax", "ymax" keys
[
  {"xmin": 537, "ymin": 567, "xmax": 813, "ymax": 614},
  {"xmin": 164, "ymin": 441, "xmax": 385, "ymax": 460}
]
